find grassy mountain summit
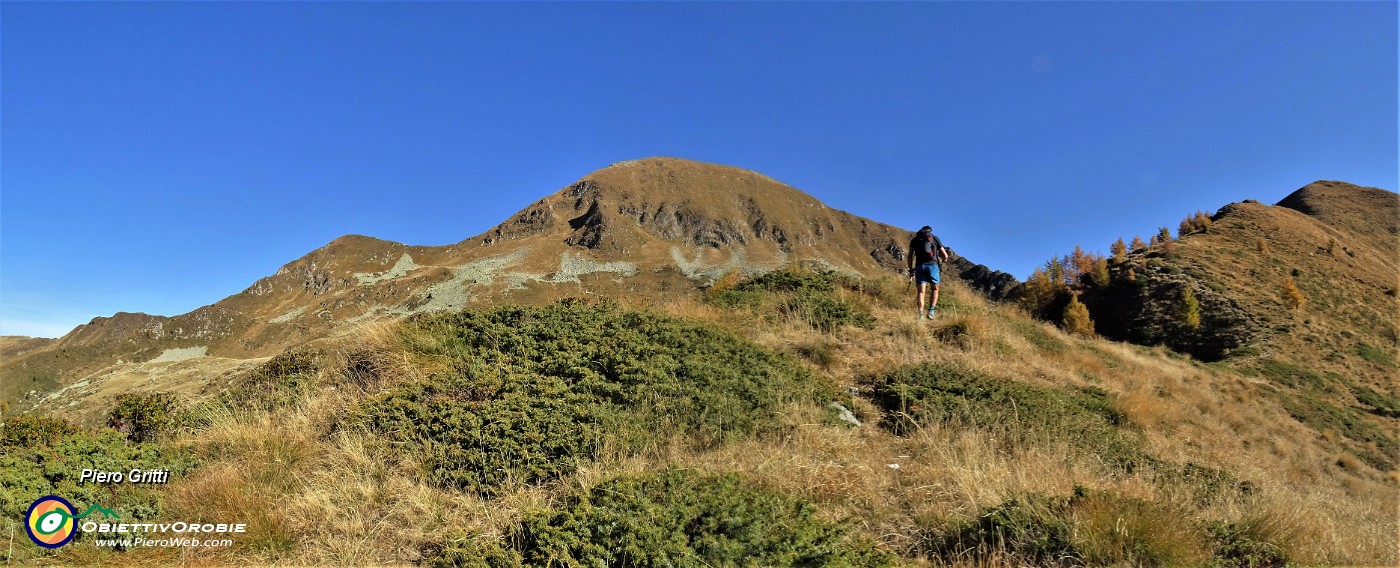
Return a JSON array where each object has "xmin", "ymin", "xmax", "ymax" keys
[
  {"xmin": 1, "ymin": 164, "xmax": 1395, "ymax": 566},
  {"xmin": 1063, "ymin": 181, "xmax": 1399, "ymax": 472}
]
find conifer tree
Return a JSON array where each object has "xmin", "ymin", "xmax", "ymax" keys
[
  {"xmin": 1157, "ymin": 226, "xmax": 1172, "ymax": 244},
  {"xmin": 1179, "ymin": 285, "xmax": 1201, "ymax": 329},
  {"xmin": 1179, "ymin": 217, "xmax": 1196, "ymax": 237},
  {"xmin": 1070, "ymin": 246, "xmax": 1096, "ymax": 285},
  {"xmin": 1048, "ymin": 257, "xmax": 1066, "ymax": 288},
  {"xmin": 1090, "ymin": 257, "xmax": 1110, "ymax": 287},
  {"xmin": 1282, "ymin": 275, "xmax": 1306, "ymax": 311},
  {"xmin": 1019, "ymin": 267, "xmax": 1059, "ymax": 315},
  {"xmin": 1131, "ymin": 235, "xmax": 1147, "ymax": 251},
  {"xmin": 1193, "ymin": 210, "xmax": 1212, "ymax": 232},
  {"xmin": 1062, "ymin": 294, "xmax": 1095, "ymax": 337},
  {"xmin": 1110, "ymin": 238, "xmax": 1128, "ymax": 263}
]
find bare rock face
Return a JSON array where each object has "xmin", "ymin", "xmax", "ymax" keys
[
  {"xmin": 947, "ymin": 256, "xmax": 1021, "ymax": 302},
  {"xmin": 485, "ymin": 197, "xmax": 559, "ymax": 245}
]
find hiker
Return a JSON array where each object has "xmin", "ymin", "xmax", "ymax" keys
[{"xmin": 908, "ymin": 225, "xmax": 949, "ymax": 319}]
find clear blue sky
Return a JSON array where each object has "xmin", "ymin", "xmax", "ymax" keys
[{"xmin": 2, "ymin": 1, "xmax": 1395, "ymax": 338}]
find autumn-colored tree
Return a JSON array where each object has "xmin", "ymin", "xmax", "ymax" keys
[
  {"xmin": 1110, "ymin": 238, "xmax": 1128, "ymax": 263},
  {"xmin": 1018, "ymin": 267, "xmax": 1061, "ymax": 315},
  {"xmin": 1061, "ymin": 294, "xmax": 1095, "ymax": 337},
  {"xmin": 1179, "ymin": 217, "xmax": 1196, "ymax": 237},
  {"xmin": 1069, "ymin": 246, "xmax": 1097, "ymax": 286},
  {"xmin": 1090, "ymin": 257, "xmax": 1110, "ymax": 288},
  {"xmin": 1193, "ymin": 210, "xmax": 1212, "ymax": 232},
  {"xmin": 1157, "ymin": 226, "xmax": 1172, "ymax": 244},
  {"xmin": 1130, "ymin": 235, "xmax": 1147, "ymax": 252},
  {"xmin": 1179, "ymin": 285, "xmax": 1201, "ymax": 329},
  {"xmin": 1282, "ymin": 275, "xmax": 1306, "ymax": 311}
]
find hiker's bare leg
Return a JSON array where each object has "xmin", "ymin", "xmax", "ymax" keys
[
  {"xmin": 930, "ymin": 284, "xmax": 940, "ymax": 313},
  {"xmin": 915, "ymin": 283, "xmax": 928, "ymax": 313}
]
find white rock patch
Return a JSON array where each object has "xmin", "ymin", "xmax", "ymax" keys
[
  {"xmin": 354, "ymin": 253, "xmax": 421, "ymax": 285},
  {"xmin": 149, "ymin": 346, "xmax": 208, "ymax": 363}
]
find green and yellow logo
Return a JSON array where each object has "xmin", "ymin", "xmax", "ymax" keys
[{"xmin": 25, "ymin": 496, "xmax": 119, "ymax": 549}]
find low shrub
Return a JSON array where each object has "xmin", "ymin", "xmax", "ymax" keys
[
  {"xmin": 926, "ymin": 489, "xmax": 1210, "ymax": 567},
  {"xmin": 503, "ymin": 467, "xmax": 893, "ymax": 567},
  {"xmin": 871, "ymin": 363, "xmax": 1144, "ymax": 470},
  {"xmin": 216, "ymin": 349, "xmax": 321, "ymax": 412},
  {"xmin": 932, "ymin": 315, "xmax": 985, "ymax": 349},
  {"xmin": 357, "ymin": 302, "xmax": 831, "ymax": 495},
  {"xmin": 0, "ymin": 412, "xmax": 77, "ymax": 447},
  {"xmin": 1206, "ymin": 520, "xmax": 1290, "ymax": 568},
  {"xmin": 1356, "ymin": 342, "xmax": 1395, "ymax": 366},
  {"xmin": 1353, "ymin": 385, "xmax": 1400, "ymax": 418},
  {"xmin": 1256, "ymin": 358, "xmax": 1329, "ymax": 392},
  {"xmin": 108, "ymin": 392, "xmax": 185, "ymax": 443},
  {"xmin": 781, "ymin": 289, "xmax": 874, "ymax": 331},
  {"xmin": 428, "ymin": 534, "xmax": 520, "ymax": 568},
  {"xmin": 707, "ymin": 267, "xmax": 876, "ymax": 331},
  {"xmin": 1280, "ymin": 395, "xmax": 1397, "ymax": 470},
  {"xmin": 0, "ymin": 413, "xmax": 197, "ymax": 559},
  {"xmin": 794, "ymin": 341, "xmax": 836, "ymax": 369},
  {"xmin": 926, "ymin": 493, "xmax": 1077, "ymax": 566}
]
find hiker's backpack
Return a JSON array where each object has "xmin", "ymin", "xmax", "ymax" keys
[{"xmin": 912, "ymin": 233, "xmax": 943, "ymax": 265}]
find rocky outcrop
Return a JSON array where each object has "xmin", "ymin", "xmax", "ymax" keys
[
  {"xmin": 484, "ymin": 197, "xmax": 558, "ymax": 245},
  {"xmin": 1081, "ymin": 263, "xmax": 1263, "ymax": 362},
  {"xmin": 949, "ymin": 257, "xmax": 1021, "ymax": 302}
]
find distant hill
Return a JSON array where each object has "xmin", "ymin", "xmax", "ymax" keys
[
  {"xmin": 0, "ymin": 157, "xmax": 1013, "ymax": 418},
  {"xmin": 1078, "ymin": 180, "xmax": 1398, "ymax": 470}
]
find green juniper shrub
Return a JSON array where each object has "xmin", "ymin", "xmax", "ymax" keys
[
  {"xmin": 0, "ymin": 412, "xmax": 77, "ymax": 447},
  {"xmin": 1256, "ymin": 358, "xmax": 1330, "ymax": 392},
  {"xmin": 502, "ymin": 467, "xmax": 893, "ymax": 567},
  {"xmin": 781, "ymin": 289, "xmax": 875, "ymax": 332},
  {"xmin": 1352, "ymin": 385, "xmax": 1400, "ymax": 418},
  {"xmin": 926, "ymin": 489, "xmax": 1211, "ymax": 567},
  {"xmin": 707, "ymin": 267, "xmax": 877, "ymax": 331},
  {"xmin": 1356, "ymin": 342, "xmax": 1395, "ymax": 366},
  {"xmin": 357, "ymin": 302, "xmax": 832, "ymax": 496},
  {"xmin": 927, "ymin": 493, "xmax": 1078, "ymax": 566},
  {"xmin": 871, "ymin": 362, "xmax": 1145, "ymax": 471},
  {"xmin": 217, "ymin": 349, "xmax": 321, "ymax": 412},
  {"xmin": 0, "ymin": 413, "xmax": 197, "ymax": 559},
  {"xmin": 1151, "ymin": 461, "xmax": 1254, "ymax": 506},
  {"xmin": 1280, "ymin": 395, "xmax": 1396, "ymax": 470},
  {"xmin": 1205, "ymin": 520, "xmax": 1290, "ymax": 568},
  {"xmin": 108, "ymin": 392, "xmax": 186, "ymax": 443},
  {"xmin": 358, "ymin": 370, "xmax": 612, "ymax": 494}
]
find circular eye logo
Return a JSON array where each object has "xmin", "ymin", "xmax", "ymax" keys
[{"xmin": 26, "ymin": 496, "xmax": 78, "ymax": 548}]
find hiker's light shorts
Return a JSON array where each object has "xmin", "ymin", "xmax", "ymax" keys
[{"xmin": 915, "ymin": 262, "xmax": 941, "ymax": 285}]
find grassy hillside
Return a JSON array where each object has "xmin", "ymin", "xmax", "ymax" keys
[{"xmin": 5, "ymin": 267, "xmax": 1393, "ymax": 566}]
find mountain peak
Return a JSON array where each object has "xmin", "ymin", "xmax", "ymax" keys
[
  {"xmin": 474, "ymin": 157, "xmax": 911, "ymax": 276},
  {"xmin": 1275, "ymin": 181, "xmax": 1398, "ymax": 252}
]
